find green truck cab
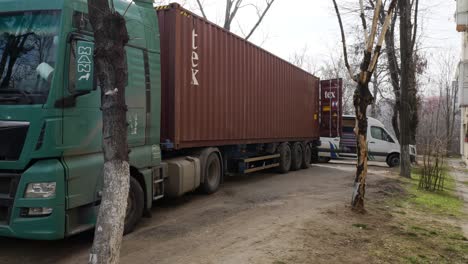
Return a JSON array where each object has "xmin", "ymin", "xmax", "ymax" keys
[{"xmin": 0, "ymin": 0, "xmax": 161, "ymax": 240}]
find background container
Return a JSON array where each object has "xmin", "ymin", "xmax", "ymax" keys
[
  {"xmin": 319, "ymin": 79, "xmax": 343, "ymax": 138},
  {"xmin": 157, "ymin": 4, "xmax": 320, "ymax": 149}
]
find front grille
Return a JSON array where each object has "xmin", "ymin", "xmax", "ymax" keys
[
  {"xmin": 0, "ymin": 121, "xmax": 29, "ymax": 161},
  {"xmin": 0, "ymin": 173, "xmax": 20, "ymax": 224}
]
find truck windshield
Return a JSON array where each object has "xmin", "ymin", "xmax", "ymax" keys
[{"xmin": 0, "ymin": 10, "xmax": 61, "ymax": 105}]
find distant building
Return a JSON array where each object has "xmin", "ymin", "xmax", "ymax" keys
[{"xmin": 456, "ymin": 0, "xmax": 468, "ymax": 165}]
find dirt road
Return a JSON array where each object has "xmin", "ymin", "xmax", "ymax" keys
[{"xmin": 0, "ymin": 162, "xmax": 394, "ymax": 264}]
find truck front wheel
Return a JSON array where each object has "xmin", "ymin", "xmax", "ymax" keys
[
  {"xmin": 201, "ymin": 153, "xmax": 222, "ymax": 194},
  {"xmin": 124, "ymin": 177, "xmax": 144, "ymax": 235}
]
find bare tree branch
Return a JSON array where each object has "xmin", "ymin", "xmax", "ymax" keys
[
  {"xmin": 195, "ymin": 0, "xmax": 208, "ymax": 20},
  {"xmin": 366, "ymin": 0, "xmax": 382, "ymax": 54},
  {"xmin": 359, "ymin": 0, "xmax": 369, "ymax": 45},
  {"xmin": 410, "ymin": 0, "xmax": 419, "ymax": 52},
  {"xmin": 332, "ymin": 0, "xmax": 357, "ymax": 82},
  {"xmin": 245, "ymin": 0, "xmax": 275, "ymax": 40},
  {"xmin": 368, "ymin": 0, "xmax": 398, "ymax": 75}
]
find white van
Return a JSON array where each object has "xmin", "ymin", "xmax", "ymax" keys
[{"xmin": 318, "ymin": 115, "xmax": 417, "ymax": 167}]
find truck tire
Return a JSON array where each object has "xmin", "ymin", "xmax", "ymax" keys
[
  {"xmin": 201, "ymin": 153, "xmax": 221, "ymax": 194},
  {"xmin": 301, "ymin": 143, "xmax": 312, "ymax": 169},
  {"xmin": 387, "ymin": 153, "xmax": 400, "ymax": 168},
  {"xmin": 291, "ymin": 142, "xmax": 303, "ymax": 171},
  {"xmin": 278, "ymin": 143, "xmax": 292, "ymax": 173},
  {"xmin": 124, "ymin": 177, "xmax": 144, "ymax": 235}
]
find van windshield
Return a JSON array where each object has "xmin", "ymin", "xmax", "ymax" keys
[{"xmin": 0, "ymin": 10, "xmax": 61, "ymax": 105}]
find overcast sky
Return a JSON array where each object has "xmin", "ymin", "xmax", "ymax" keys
[{"xmin": 166, "ymin": 0, "xmax": 460, "ymax": 85}]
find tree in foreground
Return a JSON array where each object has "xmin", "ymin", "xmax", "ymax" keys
[
  {"xmin": 87, "ymin": 0, "xmax": 130, "ymax": 263},
  {"xmin": 332, "ymin": 0, "xmax": 398, "ymax": 212}
]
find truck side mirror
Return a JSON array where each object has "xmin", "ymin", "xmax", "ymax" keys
[{"xmin": 75, "ymin": 40, "xmax": 94, "ymax": 92}]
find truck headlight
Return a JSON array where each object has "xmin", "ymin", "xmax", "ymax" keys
[{"xmin": 24, "ymin": 182, "xmax": 56, "ymax": 198}]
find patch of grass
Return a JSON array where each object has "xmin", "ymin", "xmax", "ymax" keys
[
  {"xmin": 366, "ymin": 172, "xmax": 468, "ymax": 263},
  {"xmin": 410, "ymin": 225, "xmax": 429, "ymax": 232},
  {"xmin": 407, "ymin": 171, "xmax": 464, "ymax": 218},
  {"xmin": 272, "ymin": 261, "xmax": 287, "ymax": 264},
  {"xmin": 448, "ymin": 233, "xmax": 468, "ymax": 241},
  {"xmin": 405, "ymin": 231, "xmax": 418, "ymax": 237}
]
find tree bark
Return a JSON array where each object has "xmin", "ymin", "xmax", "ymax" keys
[
  {"xmin": 351, "ymin": 82, "xmax": 373, "ymax": 212},
  {"xmin": 87, "ymin": 0, "xmax": 130, "ymax": 263},
  {"xmin": 371, "ymin": 70, "xmax": 379, "ymax": 117},
  {"xmin": 399, "ymin": 0, "xmax": 413, "ymax": 178},
  {"xmin": 383, "ymin": 12, "xmax": 401, "ymax": 140},
  {"xmin": 333, "ymin": 0, "xmax": 397, "ymax": 211}
]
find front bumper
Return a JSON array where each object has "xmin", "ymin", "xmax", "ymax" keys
[{"xmin": 0, "ymin": 159, "xmax": 65, "ymax": 240}]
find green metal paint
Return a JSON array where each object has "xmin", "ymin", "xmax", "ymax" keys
[{"xmin": 0, "ymin": 0, "xmax": 162, "ymax": 240}]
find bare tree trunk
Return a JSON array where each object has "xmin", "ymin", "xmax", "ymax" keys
[
  {"xmin": 384, "ymin": 13, "xmax": 401, "ymax": 140},
  {"xmin": 370, "ymin": 70, "xmax": 379, "ymax": 117},
  {"xmin": 399, "ymin": 0, "xmax": 413, "ymax": 178},
  {"xmin": 352, "ymin": 82, "xmax": 373, "ymax": 211},
  {"xmin": 87, "ymin": 0, "xmax": 130, "ymax": 263},
  {"xmin": 333, "ymin": 0, "xmax": 397, "ymax": 211}
]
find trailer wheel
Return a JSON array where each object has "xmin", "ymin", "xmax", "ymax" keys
[
  {"xmin": 301, "ymin": 143, "xmax": 312, "ymax": 169},
  {"xmin": 124, "ymin": 177, "xmax": 144, "ymax": 235},
  {"xmin": 278, "ymin": 143, "xmax": 292, "ymax": 173},
  {"xmin": 201, "ymin": 153, "xmax": 222, "ymax": 194},
  {"xmin": 291, "ymin": 142, "xmax": 303, "ymax": 171}
]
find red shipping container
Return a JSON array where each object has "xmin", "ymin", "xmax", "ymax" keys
[
  {"xmin": 319, "ymin": 79, "xmax": 343, "ymax": 138},
  {"xmin": 157, "ymin": 4, "xmax": 320, "ymax": 149}
]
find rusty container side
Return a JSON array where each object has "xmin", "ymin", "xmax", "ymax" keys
[
  {"xmin": 157, "ymin": 4, "xmax": 320, "ymax": 149},
  {"xmin": 320, "ymin": 79, "xmax": 343, "ymax": 138}
]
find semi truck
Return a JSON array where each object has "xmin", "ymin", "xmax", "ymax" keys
[{"xmin": 0, "ymin": 0, "xmax": 325, "ymax": 240}]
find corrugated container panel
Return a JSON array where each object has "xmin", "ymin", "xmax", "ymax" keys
[
  {"xmin": 320, "ymin": 79, "xmax": 343, "ymax": 138},
  {"xmin": 157, "ymin": 4, "xmax": 320, "ymax": 149}
]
